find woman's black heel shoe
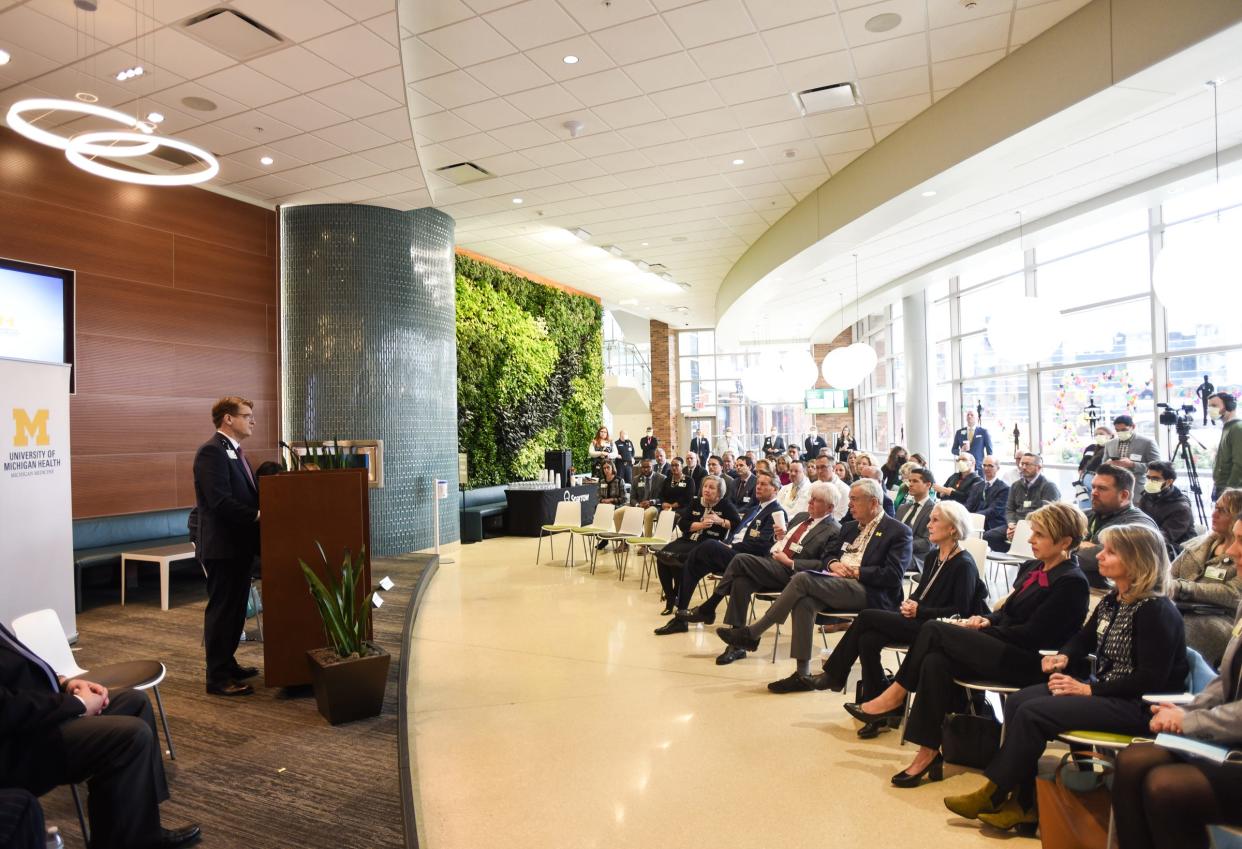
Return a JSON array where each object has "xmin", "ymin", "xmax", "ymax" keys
[{"xmin": 891, "ymin": 753, "xmax": 944, "ymax": 788}]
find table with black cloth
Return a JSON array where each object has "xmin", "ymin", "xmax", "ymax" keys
[{"xmin": 504, "ymin": 486, "xmax": 599, "ymax": 536}]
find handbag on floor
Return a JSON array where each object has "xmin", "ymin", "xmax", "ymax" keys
[
  {"xmin": 1036, "ymin": 751, "xmax": 1114, "ymax": 849},
  {"xmin": 940, "ymin": 712, "xmax": 1001, "ymax": 769}
]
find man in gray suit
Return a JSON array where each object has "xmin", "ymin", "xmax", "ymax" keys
[
  {"xmin": 1101, "ymin": 414, "xmax": 1160, "ymax": 481},
  {"xmin": 616, "ymin": 458, "xmax": 665, "ymax": 537},
  {"xmin": 897, "ymin": 467, "xmax": 936, "ymax": 562},
  {"xmin": 678, "ymin": 482, "xmax": 841, "ymax": 665}
]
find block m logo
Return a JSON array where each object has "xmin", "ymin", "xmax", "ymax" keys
[{"xmin": 12, "ymin": 408, "xmax": 50, "ymax": 447}]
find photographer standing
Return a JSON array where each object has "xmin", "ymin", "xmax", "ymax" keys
[
  {"xmin": 1101, "ymin": 414, "xmax": 1160, "ymax": 480},
  {"xmin": 1209, "ymin": 392, "xmax": 1242, "ymax": 500}
]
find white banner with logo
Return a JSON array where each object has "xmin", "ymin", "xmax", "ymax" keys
[{"xmin": 0, "ymin": 358, "xmax": 75, "ymax": 635}]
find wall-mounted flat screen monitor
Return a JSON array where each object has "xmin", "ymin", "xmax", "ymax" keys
[
  {"xmin": 0, "ymin": 257, "xmax": 75, "ymax": 392},
  {"xmin": 805, "ymin": 388, "xmax": 848, "ymax": 414}
]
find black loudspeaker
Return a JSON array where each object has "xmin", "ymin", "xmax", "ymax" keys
[{"xmin": 545, "ymin": 449, "xmax": 572, "ymax": 483}]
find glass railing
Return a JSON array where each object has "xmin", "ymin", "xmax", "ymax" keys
[{"xmin": 603, "ymin": 339, "xmax": 651, "ymax": 396}]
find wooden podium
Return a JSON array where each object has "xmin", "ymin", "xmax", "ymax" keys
[{"xmin": 259, "ymin": 468, "xmax": 371, "ymax": 687}]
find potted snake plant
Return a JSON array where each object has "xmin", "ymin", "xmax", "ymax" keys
[{"xmin": 300, "ymin": 542, "xmax": 390, "ymax": 724}]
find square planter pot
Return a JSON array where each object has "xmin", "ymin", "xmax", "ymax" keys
[{"xmin": 306, "ymin": 644, "xmax": 390, "ymax": 725}]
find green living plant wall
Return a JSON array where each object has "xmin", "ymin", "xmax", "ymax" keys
[{"xmin": 456, "ymin": 253, "xmax": 604, "ymax": 488}]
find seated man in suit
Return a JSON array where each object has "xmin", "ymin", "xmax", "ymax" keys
[
  {"xmin": 730, "ymin": 457, "xmax": 757, "ymax": 508},
  {"xmin": 846, "ymin": 466, "xmax": 896, "ymax": 520},
  {"xmin": 653, "ymin": 448, "xmax": 671, "ymax": 479},
  {"xmin": 897, "ymin": 467, "xmax": 936, "ymax": 562},
  {"xmin": 932, "ymin": 452, "xmax": 985, "ymax": 513},
  {"xmin": 1078, "ymin": 462, "xmax": 1160, "ymax": 589},
  {"xmin": 683, "ymin": 451, "xmax": 707, "ymax": 489},
  {"xmin": 678, "ymin": 482, "xmax": 842, "ymax": 664},
  {"xmin": 0, "ymin": 624, "xmax": 200, "ymax": 849},
  {"xmin": 615, "ymin": 458, "xmax": 665, "ymax": 538},
  {"xmin": 978, "ymin": 455, "xmax": 1010, "ymax": 531},
  {"xmin": 705, "ymin": 455, "xmax": 732, "ymax": 501},
  {"xmin": 654, "ymin": 471, "xmax": 783, "ymax": 634},
  {"xmin": 983, "ymin": 452, "xmax": 1059, "ymax": 552},
  {"xmin": 717, "ymin": 478, "xmax": 913, "ymax": 692}
]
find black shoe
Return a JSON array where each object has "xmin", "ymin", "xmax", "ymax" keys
[
  {"xmin": 857, "ymin": 718, "xmax": 898, "ymax": 739},
  {"xmin": 150, "ymin": 824, "xmax": 202, "ymax": 848},
  {"xmin": 844, "ymin": 701, "xmax": 903, "ymax": 725},
  {"xmin": 206, "ymin": 680, "xmax": 253, "ymax": 697},
  {"xmin": 230, "ymin": 665, "xmax": 260, "ymax": 679},
  {"xmin": 653, "ymin": 619, "xmax": 689, "ymax": 635},
  {"xmin": 715, "ymin": 647, "xmax": 748, "ymax": 665},
  {"xmin": 596, "ymin": 539, "xmax": 609, "ymax": 551},
  {"xmin": 808, "ymin": 671, "xmax": 845, "ymax": 692},
  {"xmin": 677, "ymin": 605, "xmax": 716, "ymax": 624},
  {"xmin": 891, "ymin": 753, "xmax": 944, "ymax": 788},
  {"xmin": 716, "ymin": 626, "xmax": 760, "ymax": 652},
  {"xmin": 767, "ymin": 672, "xmax": 816, "ymax": 693},
  {"xmin": 660, "ymin": 604, "xmax": 675, "ymax": 616}
]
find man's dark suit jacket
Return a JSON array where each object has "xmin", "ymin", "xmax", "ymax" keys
[
  {"xmin": 193, "ymin": 433, "xmax": 259, "ymax": 561},
  {"xmin": 980, "ymin": 478, "xmax": 1010, "ymax": 530},
  {"xmin": 897, "ymin": 498, "xmax": 935, "ymax": 561},
  {"xmin": 629, "ymin": 471, "xmax": 666, "ymax": 507},
  {"xmin": 728, "ymin": 499, "xmax": 786, "ymax": 556},
  {"xmin": 729, "ymin": 474, "xmax": 757, "ymax": 509},
  {"xmin": 0, "ymin": 625, "xmax": 85, "ymax": 796},
  {"xmin": 821, "ymin": 514, "xmax": 913, "ymax": 611},
  {"xmin": 944, "ymin": 472, "xmax": 985, "ymax": 513}
]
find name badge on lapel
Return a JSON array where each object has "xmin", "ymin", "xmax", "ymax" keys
[
  {"xmin": 742, "ymin": 497, "xmax": 751, "ymax": 503},
  {"xmin": 1130, "ymin": 453, "xmax": 1142, "ymax": 462},
  {"xmin": 1023, "ymin": 500, "xmax": 1033, "ymax": 508},
  {"xmin": 226, "ymin": 449, "xmax": 238, "ymax": 460},
  {"xmin": 790, "ymin": 542, "xmax": 803, "ymax": 554},
  {"xmin": 1205, "ymin": 566, "xmax": 1228, "ymax": 581},
  {"xmin": 749, "ymin": 528, "xmax": 760, "ymax": 538},
  {"xmin": 1096, "ymin": 615, "xmax": 1110, "ymax": 638}
]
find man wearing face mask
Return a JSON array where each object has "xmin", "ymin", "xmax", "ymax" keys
[
  {"xmin": 933, "ymin": 452, "xmax": 985, "ymax": 513},
  {"xmin": 640, "ymin": 427, "xmax": 659, "ymax": 461},
  {"xmin": 1101, "ymin": 414, "xmax": 1160, "ymax": 480},
  {"xmin": 1209, "ymin": 391, "xmax": 1242, "ymax": 500},
  {"xmin": 1137, "ymin": 461, "xmax": 1196, "ymax": 555}
]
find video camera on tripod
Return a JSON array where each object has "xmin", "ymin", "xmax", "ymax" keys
[
  {"xmin": 1157, "ymin": 401, "xmax": 1209, "ymax": 526},
  {"xmin": 1157, "ymin": 402, "xmax": 1198, "ymax": 436}
]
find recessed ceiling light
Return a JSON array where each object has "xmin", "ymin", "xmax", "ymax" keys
[
  {"xmin": 641, "ymin": 241, "xmax": 649, "ymax": 246},
  {"xmin": 146, "ymin": 111, "xmax": 164, "ymax": 124},
  {"xmin": 512, "ymin": 197, "xmax": 523, "ymax": 204},
  {"xmin": 74, "ymin": 91, "xmax": 98, "ymax": 103},
  {"xmin": 864, "ymin": 12, "xmax": 902, "ymax": 33},
  {"xmin": 563, "ymin": 55, "xmax": 579, "ymax": 64},
  {"xmin": 115, "ymin": 65, "xmax": 144, "ymax": 81},
  {"xmin": 260, "ymin": 156, "xmax": 274, "ymax": 166},
  {"xmin": 0, "ymin": 49, "xmax": 10, "ymax": 66},
  {"xmin": 732, "ymin": 158, "xmax": 745, "ymax": 165},
  {"xmin": 921, "ymin": 190, "xmax": 937, "ymax": 197}
]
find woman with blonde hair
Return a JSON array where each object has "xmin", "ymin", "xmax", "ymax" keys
[
  {"xmin": 845, "ymin": 501, "xmax": 1091, "ymax": 788},
  {"xmin": 945, "ymin": 523, "xmax": 1189, "ymax": 831},
  {"xmin": 1169, "ymin": 488, "xmax": 1242, "ymax": 665},
  {"xmin": 774, "ymin": 455, "xmax": 791, "ymax": 486}
]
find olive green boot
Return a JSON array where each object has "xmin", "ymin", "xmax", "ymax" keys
[
  {"xmin": 978, "ymin": 798, "xmax": 1038, "ymax": 831},
  {"xmin": 944, "ymin": 781, "xmax": 1001, "ymax": 820}
]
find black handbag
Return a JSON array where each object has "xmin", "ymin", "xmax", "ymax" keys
[{"xmin": 941, "ymin": 712, "xmax": 1001, "ymax": 769}]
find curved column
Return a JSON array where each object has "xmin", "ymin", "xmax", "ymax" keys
[{"xmin": 281, "ymin": 204, "xmax": 458, "ymax": 555}]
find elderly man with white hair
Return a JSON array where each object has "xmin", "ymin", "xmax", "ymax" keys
[
  {"xmin": 679, "ymin": 482, "xmax": 843, "ymax": 664},
  {"xmin": 717, "ymin": 478, "xmax": 913, "ymax": 690}
]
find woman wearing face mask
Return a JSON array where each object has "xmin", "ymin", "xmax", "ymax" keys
[
  {"xmin": 881, "ymin": 446, "xmax": 908, "ymax": 490},
  {"xmin": 1077, "ymin": 426, "xmax": 1113, "ymax": 481},
  {"xmin": 933, "ymin": 452, "xmax": 986, "ymax": 513}
]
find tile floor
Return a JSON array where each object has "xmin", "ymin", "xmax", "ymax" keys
[{"xmin": 408, "ymin": 535, "xmax": 1037, "ymax": 849}]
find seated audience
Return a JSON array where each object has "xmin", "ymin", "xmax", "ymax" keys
[
  {"xmin": 892, "ymin": 461, "xmax": 917, "ymax": 508},
  {"xmin": 1001, "ymin": 448, "xmax": 1026, "ymax": 485},
  {"xmin": 1077, "ymin": 463, "xmax": 1159, "ymax": 589},
  {"xmin": 683, "ymin": 451, "xmax": 707, "ymax": 488},
  {"xmin": 1102, "ymin": 414, "xmax": 1161, "ymax": 480},
  {"xmin": 812, "ymin": 501, "xmax": 988, "ymax": 736},
  {"xmin": 1075, "ymin": 424, "xmax": 1114, "ymax": 496},
  {"xmin": 978, "ymin": 455, "xmax": 1010, "ymax": 531},
  {"xmin": 716, "ymin": 478, "xmax": 912, "ymax": 690},
  {"xmin": 845, "ymin": 502, "xmax": 1089, "ymax": 788},
  {"xmin": 652, "ymin": 476, "xmax": 743, "ymax": 618},
  {"xmin": 615, "ymin": 459, "xmax": 665, "ymax": 538},
  {"xmin": 705, "ymin": 455, "xmax": 732, "ymax": 500},
  {"xmin": 0, "ymin": 623, "xmax": 201, "ymax": 849},
  {"xmin": 678, "ymin": 483, "xmax": 842, "ymax": 663},
  {"xmin": 786, "ymin": 445, "xmax": 802, "ymax": 464},
  {"xmin": 933, "ymin": 453, "xmax": 985, "ymax": 513},
  {"xmin": 721, "ymin": 450, "xmax": 737, "ymax": 477},
  {"xmin": 653, "ymin": 472, "xmax": 779, "ymax": 632},
  {"xmin": 812, "ymin": 456, "xmax": 850, "ymax": 521},
  {"xmin": 897, "ymin": 467, "xmax": 936, "ymax": 561},
  {"xmin": 834, "ymin": 460, "xmax": 854, "ymax": 484},
  {"xmin": 0, "ymin": 788, "xmax": 44, "ymax": 849},
  {"xmin": 880, "ymin": 446, "xmax": 908, "ymax": 490},
  {"xmin": 1169, "ymin": 488, "xmax": 1242, "ymax": 666},
  {"xmin": 596, "ymin": 461, "xmax": 624, "ymax": 507},
  {"xmin": 776, "ymin": 461, "xmax": 810, "ymax": 516},
  {"xmin": 849, "ymin": 466, "xmax": 896, "ymax": 519},
  {"xmin": 852, "ymin": 451, "xmax": 876, "ymax": 479},
  {"xmin": 774, "ymin": 455, "xmax": 792, "ymax": 486},
  {"xmin": 653, "ymin": 447, "xmax": 671, "ymax": 478},
  {"xmin": 944, "ymin": 523, "xmax": 1188, "ymax": 832},
  {"xmin": 660, "ymin": 458, "xmax": 695, "ymax": 511},
  {"xmin": 1139, "ymin": 460, "xmax": 1196, "ymax": 554},
  {"xmin": 1112, "ymin": 595, "xmax": 1242, "ymax": 849},
  {"xmin": 983, "ymin": 452, "xmax": 1060, "ymax": 552},
  {"xmin": 730, "ymin": 458, "xmax": 757, "ymax": 508}
]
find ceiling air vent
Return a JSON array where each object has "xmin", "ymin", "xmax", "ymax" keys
[
  {"xmin": 434, "ymin": 162, "xmax": 494, "ymax": 186},
  {"xmin": 180, "ymin": 8, "xmax": 285, "ymax": 61},
  {"xmin": 794, "ymin": 82, "xmax": 860, "ymax": 115}
]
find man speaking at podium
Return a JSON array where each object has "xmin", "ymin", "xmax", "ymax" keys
[{"xmin": 193, "ymin": 397, "xmax": 261, "ymax": 697}]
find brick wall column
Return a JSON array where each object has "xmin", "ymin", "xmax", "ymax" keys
[{"xmin": 649, "ymin": 320, "xmax": 678, "ymax": 453}]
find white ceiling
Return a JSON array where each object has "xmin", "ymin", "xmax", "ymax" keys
[{"xmin": 0, "ymin": 0, "xmax": 1093, "ymax": 328}]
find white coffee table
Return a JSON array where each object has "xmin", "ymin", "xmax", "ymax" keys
[{"xmin": 120, "ymin": 543, "xmax": 198, "ymax": 611}]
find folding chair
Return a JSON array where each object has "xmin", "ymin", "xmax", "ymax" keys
[
  {"xmin": 570, "ymin": 503, "xmax": 616, "ymax": 571},
  {"xmin": 961, "ymin": 536, "xmax": 990, "ymax": 601},
  {"xmin": 536, "ymin": 499, "xmax": 582, "ymax": 567},
  {"xmin": 968, "ymin": 512, "xmax": 986, "ymax": 538},
  {"xmin": 597, "ymin": 507, "xmax": 645, "ymax": 575},
  {"xmin": 13, "ymin": 609, "xmax": 177, "ymax": 761},
  {"xmin": 632, "ymin": 509, "xmax": 678, "ymax": 589}
]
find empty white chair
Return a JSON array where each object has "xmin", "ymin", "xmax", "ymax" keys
[
  {"xmin": 961, "ymin": 536, "xmax": 990, "ymax": 601},
  {"xmin": 537, "ymin": 499, "xmax": 583, "ymax": 567},
  {"xmin": 570, "ymin": 503, "xmax": 617, "ymax": 571},
  {"xmin": 599, "ymin": 505, "xmax": 645, "ymax": 576},
  {"xmin": 1009, "ymin": 519, "xmax": 1035, "ymax": 558},
  {"xmin": 968, "ymin": 512, "xmax": 986, "ymax": 538},
  {"xmin": 631, "ymin": 508, "xmax": 678, "ymax": 588}
]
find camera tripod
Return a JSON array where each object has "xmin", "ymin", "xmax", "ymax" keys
[{"xmin": 1169, "ymin": 427, "xmax": 1209, "ymax": 528}]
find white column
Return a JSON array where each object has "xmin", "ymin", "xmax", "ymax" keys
[{"xmin": 902, "ymin": 290, "xmax": 934, "ymax": 463}]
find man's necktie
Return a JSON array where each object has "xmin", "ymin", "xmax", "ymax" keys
[
  {"xmin": 0, "ymin": 624, "xmax": 59, "ymax": 692},
  {"xmin": 235, "ymin": 444, "xmax": 257, "ymax": 490},
  {"xmin": 781, "ymin": 519, "xmax": 813, "ymax": 556}
]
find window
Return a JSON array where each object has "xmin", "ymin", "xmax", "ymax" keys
[
  {"xmin": 1036, "ymin": 235, "xmax": 1149, "ymax": 312},
  {"xmin": 1038, "ymin": 362, "xmax": 1155, "ymax": 468},
  {"xmin": 959, "ymin": 274, "xmax": 1024, "ymax": 334}
]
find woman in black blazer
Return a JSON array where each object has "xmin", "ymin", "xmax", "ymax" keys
[
  {"xmin": 835, "ymin": 425, "xmax": 857, "ymax": 462},
  {"xmin": 814, "ymin": 501, "xmax": 987, "ymax": 736},
  {"xmin": 946, "ymin": 523, "xmax": 1189, "ymax": 832},
  {"xmin": 845, "ymin": 501, "xmax": 1091, "ymax": 787}
]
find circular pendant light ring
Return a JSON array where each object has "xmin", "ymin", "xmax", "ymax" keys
[
  {"xmin": 6, "ymin": 98, "xmax": 154, "ymax": 154},
  {"xmin": 65, "ymin": 130, "xmax": 220, "ymax": 186}
]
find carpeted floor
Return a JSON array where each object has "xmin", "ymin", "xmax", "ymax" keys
[{"xmin": 38, "ymin": 553, "xmax": 433, "ymax": 849}]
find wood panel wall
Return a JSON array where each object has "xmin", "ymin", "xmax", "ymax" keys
[{"xmin": 0, "ymin": 127, "xmax": 280, "ymax": 518}]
